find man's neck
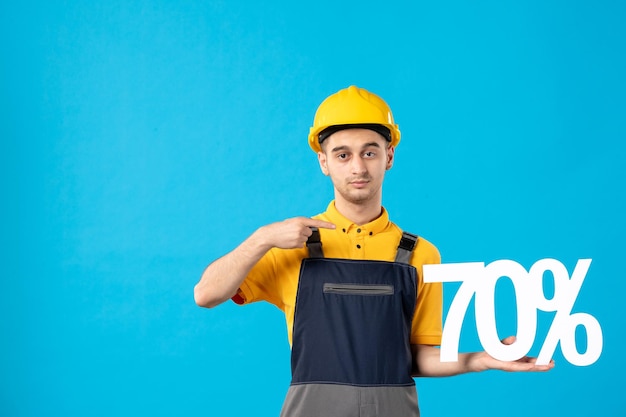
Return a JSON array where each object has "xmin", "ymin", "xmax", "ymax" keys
[{"xmin": 334, "ymin": 198, "xmax": 383, "ymax": 226}]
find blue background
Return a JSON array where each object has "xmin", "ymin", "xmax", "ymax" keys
[{"xmin": 2, "ymin": 1, "xmax": 625, "ymax": 416}]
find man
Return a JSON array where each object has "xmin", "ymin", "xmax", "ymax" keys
[{"xmin": 194, "ymin": 86, "xmax": 553, "ymax": 416}]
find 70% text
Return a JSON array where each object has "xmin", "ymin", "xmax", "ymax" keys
[{"xmin": 424, "ymin": 258, "xmax": 603, "ymax": 366}]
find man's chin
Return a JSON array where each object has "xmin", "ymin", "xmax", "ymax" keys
[{"xmin": 341, "ymin": 192, "xmax": 375, "ymax": 205}]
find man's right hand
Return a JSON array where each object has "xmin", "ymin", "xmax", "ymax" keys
[
  {"xmin": 257, "ymin": 217, "xmax": 336, "ymax": 250},
  {"xmin": 195, "ymin": 217, "xmax": 335, "ymax": 308}
]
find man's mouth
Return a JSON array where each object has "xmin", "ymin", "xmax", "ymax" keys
[{"xmin": 349, "ymin": 179, "xmax": 370, "ymax": 188}]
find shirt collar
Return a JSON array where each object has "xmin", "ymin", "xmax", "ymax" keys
[{"xmin": 324, "ymin": 200, "xmax": 390, "ymax": 236}]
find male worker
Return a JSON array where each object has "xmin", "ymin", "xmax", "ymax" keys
[{"xmin": 194, "ymin": 86, "xmax": 553, "ymax": 416}]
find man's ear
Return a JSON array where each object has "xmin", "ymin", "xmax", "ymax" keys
[
  {"xmin": 318, "ymin": 151, "xmax": 330, "ymax": 176},
  {"xmin": 386, "ymin": 146, "xmax": 395, "ymax": 170}
]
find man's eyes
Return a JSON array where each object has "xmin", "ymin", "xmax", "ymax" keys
[{"xmin": 335, "ymin": 151, "xmax": 376, "ymax": 160}]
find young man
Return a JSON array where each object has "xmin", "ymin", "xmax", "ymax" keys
[{"xmin": 194, "ymin": 86, "xmax": 553, "ymax": 416}]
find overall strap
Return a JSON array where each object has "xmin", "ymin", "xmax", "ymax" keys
[
  {"xmin": 306, "ymin": 227, "xmax": 324, "ymax": 258},
  {"xmin": 395, "ymin": 231, "xmax": 419, "ymax": 264}
]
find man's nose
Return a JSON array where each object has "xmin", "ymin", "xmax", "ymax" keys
[{"xmin": 351, "ymin": 156, "xmax": 367, "ymax": 175}]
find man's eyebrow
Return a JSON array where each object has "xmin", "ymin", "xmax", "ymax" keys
[
  {"xmin": 362, "ymin": 142, "xmax": 382, "ymax": 149},
  {"xmin": 331, "ymin": 145, "xmax": 350, "ymax": 153}
]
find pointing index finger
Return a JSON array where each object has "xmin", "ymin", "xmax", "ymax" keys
[{"xmin": 303, "ymin": 218, "xmax": 336, "ymax": 230}]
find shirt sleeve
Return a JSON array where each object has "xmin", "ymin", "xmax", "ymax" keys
[
  {"xmin": 410, "ymin": 237, "xmax": 443, "ymax": 346},
  {"xmin": 233, "ymin": 248, "xmax": 282, "ymax": 308}
]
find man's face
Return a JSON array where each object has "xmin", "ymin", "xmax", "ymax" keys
[{"xmin": 317, "ymin": 128, "xmax": 394, "ymax": 206}]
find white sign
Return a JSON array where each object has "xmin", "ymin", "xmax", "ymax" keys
[{"xmin": 423, "ymin": 258, "xmax": 603, "ymax": 366}]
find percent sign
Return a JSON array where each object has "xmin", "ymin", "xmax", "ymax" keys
[{"xmin": 423, "ymin": 258, "xmax": 603, "ymax": 366}]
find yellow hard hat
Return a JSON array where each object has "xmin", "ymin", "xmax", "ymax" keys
[{"xmin": 308, "ymin": 85, "xmax": 401, "ymax": 153}]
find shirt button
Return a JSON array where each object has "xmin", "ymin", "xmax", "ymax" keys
[
  {"xmin": 369, "ymin": 232, "xmax": 373, "ymax": 236},
  {"xmin": 357, "ymin": 228, "xmax": 361, "ymax": 233},
  {"xmin": 356, "ymin": 244, "xmax": 361, "ymax": 249}
]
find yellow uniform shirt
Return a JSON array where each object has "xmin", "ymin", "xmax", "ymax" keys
[{"xmin": 235, "ymin": 201, "xmax": 443, "ymax": 347}]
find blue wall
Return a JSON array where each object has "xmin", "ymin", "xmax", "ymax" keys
[{"xmin": 2, "ymin": 1, "xmax": 624, "ymax": 415}]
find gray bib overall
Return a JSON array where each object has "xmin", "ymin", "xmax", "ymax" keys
[{"xmin": 280, "ymin": 229, "xmax": 420, "ymax": 417}]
